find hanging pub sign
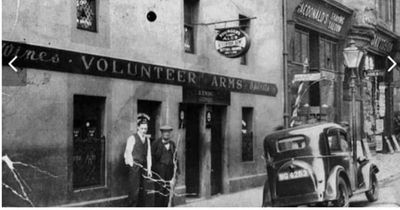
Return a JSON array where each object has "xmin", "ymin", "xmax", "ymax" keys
[{"xmin": 215, "ymin": 28, "xmax": 251, "ymax": 58}]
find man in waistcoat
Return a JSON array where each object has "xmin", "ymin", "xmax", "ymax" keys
[
  {"xmin": 152, "ymin": 125, "xmax": 177, "ymax": 207},
  {"xmin": 124, "ymin": 119, "xmax": 152, "ymax": 207}
]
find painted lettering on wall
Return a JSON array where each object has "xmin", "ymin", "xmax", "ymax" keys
[
  {"xmin": 2, "ymin": 40, "xmax": 278, "ymax": 97},
  {"xmin": 370, "ymin": 34, "xmax": 394, "ymax": 53}
]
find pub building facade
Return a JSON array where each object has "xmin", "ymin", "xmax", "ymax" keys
[{"xmin": 2, "ymin": 0, "xmax": 284, "ymax": 207}]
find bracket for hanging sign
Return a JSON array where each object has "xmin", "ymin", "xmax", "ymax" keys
[{"xmin": 192, "ymin": 16, "xmax": 257, "ymax": 27}]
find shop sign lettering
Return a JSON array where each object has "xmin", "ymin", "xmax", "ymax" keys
[
  {"xmin": 2, "ymin": 40, "xmax": 277, "ymax": 97},
  {"xmin": 183, "ymin": 88, "xmax": 230, "ymax": 105},
  {"xmin": 370, "ymin": 34, "xmax": 394, "ymax": 53},
  {"xmin": 295, "ymin": 0, "xmax": 350, "ymax": 35}
]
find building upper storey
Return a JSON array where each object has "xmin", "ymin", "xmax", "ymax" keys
[
  {"xmin": 2, "ymin": 0, "xmax": 284, "ymax": 83},
  {"xmin": 336, "ymin": 0, "xmax": 397, "ymax": 32}
]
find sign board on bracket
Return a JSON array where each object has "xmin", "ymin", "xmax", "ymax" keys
[
  {"xmin": 293, "ymin": 73, "xmax": 321, "ymax": 82},
  {"xmin": 366, "ymin": 69, "xmax": 385, "ymax": 77}
]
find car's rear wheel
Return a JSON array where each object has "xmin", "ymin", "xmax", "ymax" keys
[
  {"xmin": 365, "ymin": 173, "xmax": 379, "ymax": 202},
  {"xmin": 333, "ymin": 177, "xmax": 350, "ymax": 207}
]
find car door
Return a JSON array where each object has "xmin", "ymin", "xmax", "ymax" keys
[
  {"xmin": 338, "ymin": 130, "xmax": 356, "ymax": 190},
  {"xmin": 326, "ymin": 128, "xmax": 354, "ymax": 190}
]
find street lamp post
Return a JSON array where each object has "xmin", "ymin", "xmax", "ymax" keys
[{"xmin": 343, "ymin": 40, "xmax": 364, "ymax": 165}]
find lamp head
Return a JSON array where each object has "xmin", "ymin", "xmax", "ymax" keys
[{"xmin": 343, "ymin": 40, "xmax": 364, "ymax": 69}]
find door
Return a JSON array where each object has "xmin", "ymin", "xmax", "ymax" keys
[
  {"xmin": 185, "ymin": 104, "xmax": 201, "ymax": 197},
  {"xmin": 327, "ymin": 128, "xmax": 355, "ymax": 189},
  {"xmin": 137, "ymin": 100, "xmax": 161, "ymax": 143},
  {"xmin": 137, "ymin": 100, "xmax": 161, "ymax": 206},
  {"xmin": 211, "ymin": 106, "xmax": 224, "ymax": 195}
]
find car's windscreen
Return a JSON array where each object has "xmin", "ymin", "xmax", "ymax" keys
[{"xmin": 277, "ymin": 136, "xmax": 306, "ymax": 152}]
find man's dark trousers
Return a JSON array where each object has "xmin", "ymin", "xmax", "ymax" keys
[
  {"xmin": 154, "ymin": 163, "xmax": 174, "ymax": 207},
  {"xmin": 127, "ymin": 165, "xmax": 146, "ymax": 207}
]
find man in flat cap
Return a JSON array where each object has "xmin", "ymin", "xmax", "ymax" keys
[{"xmin": 151, "ymin": 125, "xmax": 178, "ymax": 207}]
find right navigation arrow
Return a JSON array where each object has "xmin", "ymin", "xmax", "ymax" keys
[{"xmin": 387, "ymin": 56, "xmax": 397, "ymax": 72}]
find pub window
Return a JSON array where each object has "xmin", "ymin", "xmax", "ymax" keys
[
  {"xmin": 319, "ymin": 37, "xmax": 337, "ymax": 70},
  {"xmin": 239, "ymin": 14, "xmax": 250, "ymax": 65},
  {"xmin": 292, "ymin": 29, "xmax": 309, "ymax": 64},
  {"xmin": 73, "ymin": 95, "xmax": 105, "ymax": 189},
  {"xmin": 377, "ymin": 0, "xmax": 393, "ymax": 22},
  {"xmin": 184, "ymin": 0, "xmax": 199, "ymax": 53},
  {"xmin": 76, "ymin": 0, "xmax": 97, "ymax": 32},
  {"xmin": 242, "ymin": 107, "xmax": 254, "ymax": 162}
]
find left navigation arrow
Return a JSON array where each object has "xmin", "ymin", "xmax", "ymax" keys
[{"xmin": 8, "ymin": 56, "xmax": 19, "ymax": 72}]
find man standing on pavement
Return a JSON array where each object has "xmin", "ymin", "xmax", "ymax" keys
[
  {"xmin": 152, "ymin": 125, "xmax": 178, "ymax": 207},
  {"xmin": 124, "ymin": 118, "xmax": 152, "ymax": 207}
]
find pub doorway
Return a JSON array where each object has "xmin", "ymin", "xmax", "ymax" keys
[
  {"xmin": 185, "ymin": 104, "xmax": 201, "ymax": 197},
  {"xmin": 137, "ymin": 100, "xmax": 161, "ymax": 143},
  {"xmin": 137, "ymin": 100, "xmax": 161, "ymax": 206},
  {"xmin": 210, "ymin": 105, "xmax": 225, "ymax": 195}
]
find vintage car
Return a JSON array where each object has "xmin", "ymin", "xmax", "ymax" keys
[{"xmin": 262, "ymin": 123, "xmax": 379, "ymax": 207}]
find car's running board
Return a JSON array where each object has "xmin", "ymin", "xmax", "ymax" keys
[{"xmin": 352, "ymin": 188, "xmax": 369, "ymax": 195}]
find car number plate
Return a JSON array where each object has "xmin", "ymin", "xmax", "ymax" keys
[{"xmin": 278, "ymin": 169, "xmax": 308, "ymax": 181}]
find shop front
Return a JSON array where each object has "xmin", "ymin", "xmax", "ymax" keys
[
  {"xmin": 347, "ymin": 13, "xmax": 399, "ymax": 152},
  {"xmin": 285, "ymin": 0, "xmax": 353, "ymax": 125}
]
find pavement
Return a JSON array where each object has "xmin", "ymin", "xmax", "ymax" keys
[{"xmin": 180, "ymin": 152, "xmax": 400, "ymax": 207}]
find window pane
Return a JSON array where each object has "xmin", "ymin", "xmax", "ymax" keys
[
  {"xmin": 76, "ymin": 0, "xmax": 96, "ymax": 32},
  {"xmin": 184, "ymin": 0, "xmax": 198, "ymax": 53},
  {"xmin": 242, "ymin": 107, "xmax": 254, "ymax": 161},
  {"xmin": 325, "ymin": 41, "xmax": 331, "ymax": 69},
  {"xmin": 319, "ymin": 39, "xmax": 325, "ymax": 69},
  {"xmin": 277, "ymin": 136, "xmax": 306, "ymax": 152},
  {"xmin": 331, "ymin": 43, "xmax": 337, "ymax": 70},
  {"xmin": 184, "ymin": 25, "xmax": 194, "ymax": 53},
  {"xmin": 378, "ymin": 0, "xmax": 383, "ymax": 19},
  {"xmin": 184, "ymin": 1, "xmax": 192, "ymax": 24},
  {"xmin": 294, "ymin": 31, "xmax": 302, "ymax": 62},
  {"xmin": 73, "ymin": 95, "xmax": 105, "ymax": 189},
  {"xmin": 339, "ymin": 133, "xmax": 350, "ymax": 152},
  {"xmin": 301, "ymin": 33, "xmax": 309, "ymax": 63}
]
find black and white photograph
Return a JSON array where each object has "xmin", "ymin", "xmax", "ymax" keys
[{"xmin": 2, "ymin": 0, "xmax": 400, "ymax": 207}]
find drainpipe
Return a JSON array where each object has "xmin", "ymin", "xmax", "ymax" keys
[{"xmin": 282, "ymin": 0, "xmax": 290, "ymax": 128}]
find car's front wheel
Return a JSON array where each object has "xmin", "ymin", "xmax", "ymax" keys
[
  {"xmin": 333, "ymin": 177, "xmax": 350, "ymax": 207},
  {"xmin": 365, "ymin": 173, "xmax": 379, "ymax": 202}
]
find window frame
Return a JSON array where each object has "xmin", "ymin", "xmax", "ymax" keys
[
  {"xmin": 72, "ymin": 94, "xmax": 106, "ymax": 190},
  {"xmin": 76, "ymin": 0, "xmax": 97, "ymax": 32},
  {"xmin": 276, "ymin": 135, "xmax": 307, "ymax": 153},
  {"xmin": 292, "ymin": 29, "xmax": 310, "ymax": 65},
  {"xmin": 241, "ymin": 107, "xmax": 254, "ymax": 162},
  {"xmin": 377, "ymin": 0, "xmax": 393, "ymax": 23},
  {"xmin": 327, "ymin": 128, "xmax": 350, "ymax": 154},
  {"xmin": 183, "ymin": 0, "xmax": 198, "ymax": 54},
  {"xmin": 319, "ymin": 37, "xmax": 338, "ymax": 71}
]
